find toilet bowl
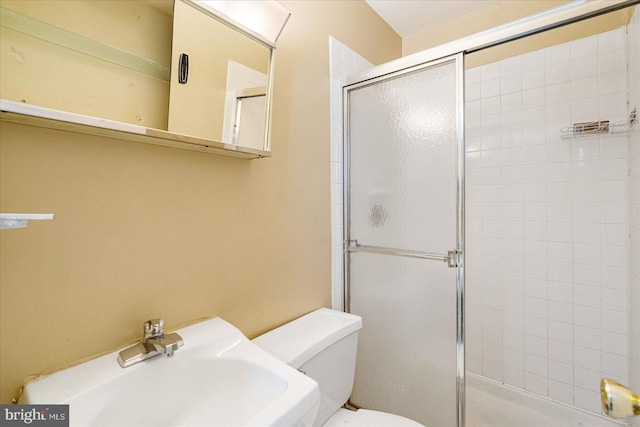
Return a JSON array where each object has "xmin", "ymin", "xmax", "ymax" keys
[
  {"xmin": 253, "ymin": 308, "xmax": 425, "ymax": 427},
  {"xmin": 326, "ymin": 408, "xmax": 423, "ymax": 427}
]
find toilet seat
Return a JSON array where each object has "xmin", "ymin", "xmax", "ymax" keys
[{"xmin": 324, "ymin": 408, "xmax": 425, "ymax": 427}]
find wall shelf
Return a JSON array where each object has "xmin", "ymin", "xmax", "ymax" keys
[
  {"xmin": 0, "ymin": 100, "xmax": 270, "ymax": 159},
  {"xmin": 561, "ymin": 108, "xmax": 637, "ymax": 139},
  {"xmin": 0, "ymin": 214, "xmax": 54, "ymax": 230}
]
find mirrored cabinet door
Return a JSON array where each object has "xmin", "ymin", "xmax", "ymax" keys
[{"xmin": 168, "ymin": 0, "xmax": 272, "ymax": 151}]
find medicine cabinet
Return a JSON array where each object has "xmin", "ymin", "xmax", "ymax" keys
[{"xmin": 0, "ymin": 0, "xmax": 289, "ymax": 159}]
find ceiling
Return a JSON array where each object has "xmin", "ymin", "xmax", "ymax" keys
[{"xmin": 365, "ymin": 0, "xmax": 501, "ymax": 38}]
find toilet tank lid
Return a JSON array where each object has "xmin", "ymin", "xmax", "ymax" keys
[{"xmin": 253, "ymin": 308, "xmax": 362, "ymax": 368}]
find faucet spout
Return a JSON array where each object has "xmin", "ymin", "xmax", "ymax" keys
[{"xmin": 145, "ymin": 333, "xmax": 184, "ymax": 358}]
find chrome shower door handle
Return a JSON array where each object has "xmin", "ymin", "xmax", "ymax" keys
[
  {"xmin": 345, "ymin": 241, "xmax": 450, "ymax": 264},
  {"xmin": 601, "ymin": 378, "xmax": 640, "ymax": 418}
]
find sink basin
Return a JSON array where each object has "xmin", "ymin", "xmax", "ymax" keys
[{"xmin": 22, "ymin": 318, "xmax": 321, "ymax": 426}]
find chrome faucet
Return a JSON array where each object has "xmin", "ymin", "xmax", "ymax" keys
[{"xmin": 117, "ymin": 318, "xmax": 184, "ymax": 368}]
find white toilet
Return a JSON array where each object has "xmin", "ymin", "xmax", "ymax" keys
[{"xmin": 253, "ymin": 308, "xmax": 425, "ymax": 427}]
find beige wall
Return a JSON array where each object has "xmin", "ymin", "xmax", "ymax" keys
[
  {"xmin": 403, "ymin": 1, "xmax": 571, "ymax": 56},
  {"xmin": 0, "ymin": 0, "xmax": 400, "ymax": 403}
]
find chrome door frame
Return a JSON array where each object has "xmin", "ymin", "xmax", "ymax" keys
[
  {"xmin": 342, "ymin": 52, "xmax": 465, "ymax": 427},
  {"xmin": 455, "ymin": 54, "xmax": 466, "ymax": 427}
]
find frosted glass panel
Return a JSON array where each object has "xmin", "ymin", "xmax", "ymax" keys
[
  {"xmin": 348, "ymin": 60, "xmax": 457, "ymax": 254},
  {"xmin": 346, "ymin": 56, "xmax": 461, "ymax": 426},
  {"xmin": 349, "ymin": 252, "xmax": 457, "ymax": 426}
]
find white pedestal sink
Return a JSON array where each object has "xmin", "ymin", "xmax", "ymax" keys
[{"xmin": 21, "ymin": 318, "xmax": 321, "ymax": 426}]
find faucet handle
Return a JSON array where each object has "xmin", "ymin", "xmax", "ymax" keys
[{"xmin": 144, "ymin": 318, "xmax": 164, "ymax": 339}]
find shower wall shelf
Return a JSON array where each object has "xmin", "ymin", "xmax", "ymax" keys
[
  {"xmin": 0, "ymin": 213, "xmax": 54, "ymax": 230},
  {"xmin": 561, "ymin": 108, "xmax": 637, "ymax": 139}
]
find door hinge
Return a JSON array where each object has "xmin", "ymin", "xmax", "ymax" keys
[{"xmin": 448, "ymin": 250, "xmax": 462, "ymax": 268}]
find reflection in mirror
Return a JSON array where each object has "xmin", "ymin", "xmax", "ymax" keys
[
  {"xmin": 0, "ymin": 0, "xmax": 276, "ymax": 152},
  {"xmin": 232, "ymin": 91, "xmax": 267, "ymax": 149},
  {"xmin": 168, "ymin": 1, "xmax": 271, "ymax": 148},
  {"xmin": 168, "ymin": 0, "xmax": 271, "ymax": 149},
  {"xmin": 222, "ymin": 61, "xmax": 267, "ymax": 149}
]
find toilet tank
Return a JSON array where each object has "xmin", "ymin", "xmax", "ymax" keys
[{"xmin": 253, "ymin": 308, "xmax": 362, "ymax": 427}]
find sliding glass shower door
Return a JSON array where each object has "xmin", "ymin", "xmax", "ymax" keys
[{"xmin": 344, "ymin": 54, "xmax": 464, "ymax": 426}]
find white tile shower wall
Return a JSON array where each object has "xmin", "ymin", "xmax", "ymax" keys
[
  {"xmin": 628, "ymin": 6, "xmax": 640, "ymax": 427},
  {"xmin": 465, "ymin": 26, "xmax": 632, "ymax": 415},
  {"xmin": 329, "ymin": 37, "xmax": 373, "ymax": 310}
]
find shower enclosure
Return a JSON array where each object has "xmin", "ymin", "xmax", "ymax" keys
[{"xmin": 340, "ymin": 1, "xmax": 639, "ymax": 426}]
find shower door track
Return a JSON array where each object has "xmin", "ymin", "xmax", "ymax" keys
[{"xmin": 342, "ymin": 0, "xmax": 638, "ymax": 89}]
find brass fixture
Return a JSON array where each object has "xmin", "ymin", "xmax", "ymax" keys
[{"xmin": 601, "ymin": 378, "xmax": 640, "ymax": 418}]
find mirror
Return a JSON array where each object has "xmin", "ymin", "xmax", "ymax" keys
[
  {"xmin": 168, "ymin": 0, "xmax": 271, "ymax": 150},
  {"xmin": 0, "ymin": 0, "xmax": 274, "ymax": 152}
]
